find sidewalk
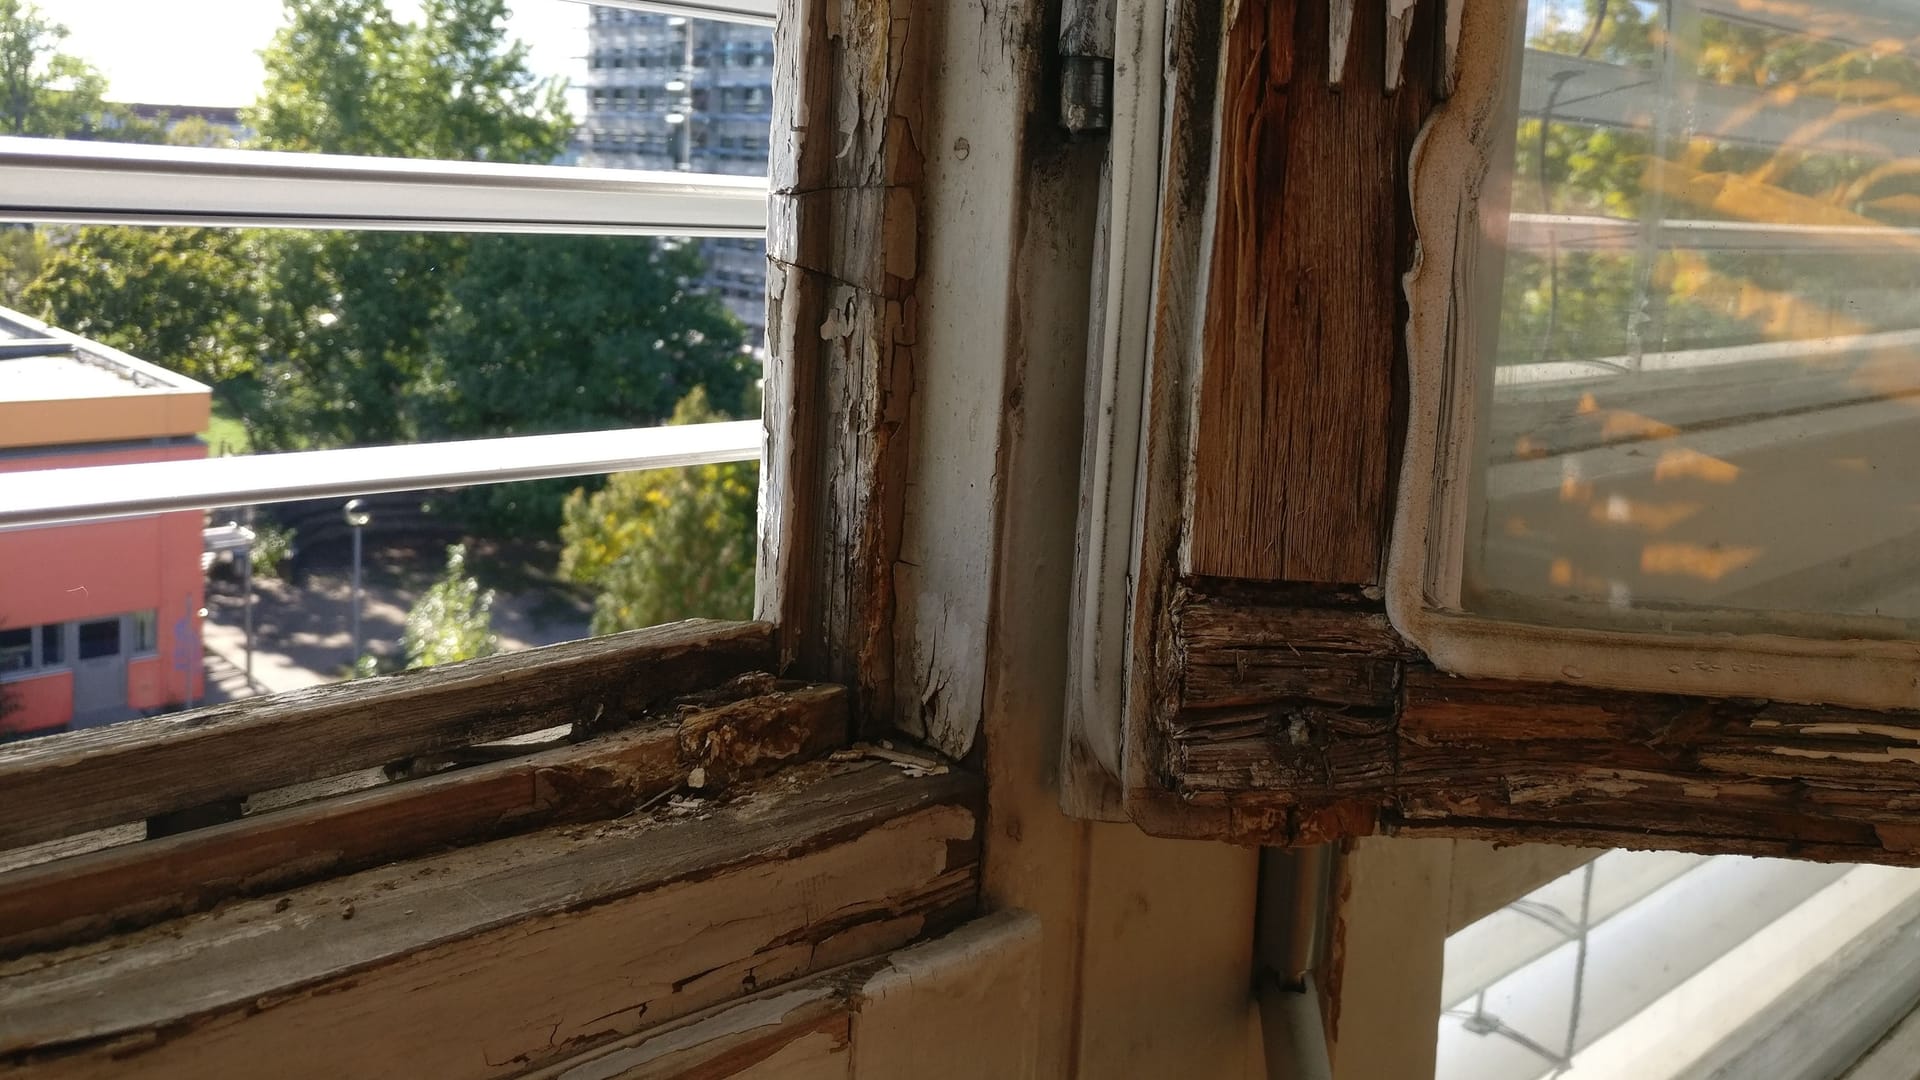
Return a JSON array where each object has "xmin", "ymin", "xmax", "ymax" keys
[{"xmin": 200, "ymin": 564, "xmax": 591, "ymax": 699}]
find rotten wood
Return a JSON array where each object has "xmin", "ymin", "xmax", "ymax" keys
[
  {"xmin": 759, "ymin": 0, "xmax": 923, "ymax": 734},
  {"xmin": 0, "ymin": 679, "xmax": 846, "ymax": 959},
  {"xmin": 1141, "ymin": 581, "xmax": 1920, "ymax": 863},
  {"xmin": 0, "ymin": 758, "xmax": 981, "ymax": 1079},
  {"xmin": 0, "ymin": 619, "xmax": 773, "ymax": 854},
  {"xmin": 1185, "ymin": 0, "xmax": 1435, "ymax": 585}
]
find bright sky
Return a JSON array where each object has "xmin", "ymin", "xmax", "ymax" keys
[{"xmin": 42, "ymin": 0, "xmax": 589, "ymax": 112}]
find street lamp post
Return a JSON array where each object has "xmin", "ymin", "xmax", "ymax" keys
[{"xmin": 344, "ymin": 498, "xmax": 371, "ymax": 664}]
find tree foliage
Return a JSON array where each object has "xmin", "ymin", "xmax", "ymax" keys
[
  {"xmin": 0, "ymin": 0, "xmax": 159, "ymax": 139},
  {"xmin": 24, "ymin": 227, "xmax": 268, "ymax": 388},
  {"xmin": 402, "ymin": 543, "xmax": 499, "ymax": 669},
  {"xmin": 1497, "ymin": 0, "xmax": 1920, "ymax": 367},
  {"xmin": 559, "ymin": 389, "xmax": 757, "ymax": 635},
  {"xmin": 15, "ymin": 0, "xmax": 749, "ymax": 503}
]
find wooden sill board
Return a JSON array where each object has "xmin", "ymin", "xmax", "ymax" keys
[
  {"xmin": 0, "ymin": 680, "xmax": 847, "ymax": 959},
  {"xmin": 0, "ymin": 619, "xmax": 774, "ymax": 853},
  {"xmin": 525, "ymin": 909, "xmax": 1043, "ymax": 1080},
  {"xmin": 0, "ymin": 758, "xmax": 982, "ymax": 1080}
]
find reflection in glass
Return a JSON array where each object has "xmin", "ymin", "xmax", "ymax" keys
[{"xmin": 1467, "ymin": 0, "xmax": 1920, "ymax": 636}]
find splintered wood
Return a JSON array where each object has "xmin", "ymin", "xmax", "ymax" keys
[
  {"xmin": 760, "ymin": 0, "xmax": 923, "ymax": 732},
  {"xmin": 1145, "ymin": 580, "xmax": 1920, "ymax": 863},
  {"xmin": 0, "ymin": 620, "xmax": 775, "ymax": 854},
  {"xmin": 0, "ymin": 678, "xmax": 849, "ymax": 959},
  {"xmin": 0, "ymin": 760, "xmax": 983, "ymax": 1079}
]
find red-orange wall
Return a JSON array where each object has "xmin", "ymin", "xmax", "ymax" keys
[
  {"xmin": 0, "ymin": 442, "xmax": 206, "ymax": 734},
  {"xmin": 3, "ymin": 672, "xmax": 74, "ymax": 733}
]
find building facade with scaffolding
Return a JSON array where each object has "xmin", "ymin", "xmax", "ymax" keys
[{"xmin": 579, "ymin": 5, "xmax": 774, "ymax": 347}]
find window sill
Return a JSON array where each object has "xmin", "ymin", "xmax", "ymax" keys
[{"xmin": 0, "ymin": 756, "xmax": 981, "ymax": 1077}]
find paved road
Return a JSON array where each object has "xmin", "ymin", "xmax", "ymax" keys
[{"xmin": 200, "ymin": 567, "xmax": 591, "ymax": 699}]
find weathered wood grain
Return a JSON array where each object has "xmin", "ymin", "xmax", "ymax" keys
[
  {"xmin": 0, "ymin": 759, "xmax": 981, "ymax": 1079},
  {"xmin": 1146, "ymin": 583, "xmax": 1920, "ymax": 862},
  {"xmin": 759, "ymin": 0, "xmax": 923, "ymax": 734},
  {"xmin": 0, "ymin": 681, "xmax": 847, "ymax": 959},
  {"xmin": 0, "ymin": 620, "xmax": 773, "ymax": 854},
  {"xmin": 1186, "ymin": 0, "xmax": 1435, "ymax": 584}
]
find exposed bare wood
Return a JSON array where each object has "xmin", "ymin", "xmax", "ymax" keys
[
  {"xmin": 1327, "ymin": 0, "xmax": 1355, "ymax": 84},
  {"xmin": 1145, "ymin": 585, "xmax": 1920, "ymax": 862},
  {"xmin": 0, "ymin": 759, "xmax": 981, "ymax": 1079},
  {"xmin": 1176, "ymin": 581, "xmax": 1420, "ymax": 657},
  {"xmin": 1119, "ymin": 0, "xmax": 1229, "ymax": 837},
  {"xmin": 760, "ymin": 0, "xmax": 924, "ymax": 735},
  {"xmin": 537, "ymin": 971, "xmax": 859, "ymax": 1080},
  {"xmin": 1393, "ymin": 671, "xmax": 1920, "ymax": 859},
  {"xmin": 0, "ymin": 620, "xmax": 773, "ymax": 854},
  {"xmin": 0, "ymin": 681, "xmax": 846, "ymax": 959},
  {"xmin": 1383, "ymin": 0, "xmax": 1418, "ymax": 92},
  {"xmin": 1185, "ymin": 0, "xmax": 1434, "ymax": 585}
]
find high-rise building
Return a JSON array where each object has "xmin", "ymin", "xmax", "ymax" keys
[{"xmin": 581, "ymin": 7, "xmax": 774, "ymax": 348}]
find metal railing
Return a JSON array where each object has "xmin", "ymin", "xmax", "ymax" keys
[
  {"xmin": 0, "ymin": 423, "xmax": 764, "ymax": 531},
  {"xmin": 0, "ymin": 138, "xmax": 768, "ymax": 236}
]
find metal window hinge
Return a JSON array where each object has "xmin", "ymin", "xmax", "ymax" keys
[{"xmin": 1058, "ymin": 0, "xmax": 1114, "ymax": 135}]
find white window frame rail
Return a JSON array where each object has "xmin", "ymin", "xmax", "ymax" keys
[
  {"xmin": 0, "ymin": 138, "xmax": 767, "ymax": 236},
  {"xmin": 0, "ymin": 424, "xmax": 764, "ymax": 531}
]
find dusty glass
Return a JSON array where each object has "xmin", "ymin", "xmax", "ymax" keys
[{"xmin": 1465, "ymin": 0, "xmax": 1920, "ymax": 638}]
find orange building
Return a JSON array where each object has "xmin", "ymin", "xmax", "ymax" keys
[{"xmin": 0, "ymin": 308, "xmax": 210, "ymax": 736}]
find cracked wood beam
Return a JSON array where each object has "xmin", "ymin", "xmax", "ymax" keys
[
  {"xmin": 1134, "ymin": 580, "xmax": 1920, "ymax": 863},
  {"xmin": 761, "ymin": 0, "xmax": 925, "ymax": 736}
]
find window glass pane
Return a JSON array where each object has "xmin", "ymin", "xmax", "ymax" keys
[
  {"xmin": 6, "ymin": 4, "xmax": 773, "ymax": 355},
  {"xmin": 12, "ymin": 3, "xmax": 773, "ymax": 180},
  {"xmin": 1439, "ymin": 851, "xmax": 1920, "ymax": 1079},
  {"xmin": 1467, "ymin": 0, "xmax": 1920, "ymax": 638},
  {"xmin": 77, "ymin": 619, "xmax": 120, "ymax": 660},
  {"xmin": 39, "ymin": 624, "xmax": 63, "ymax": 666},
  {"xmin": 1, "ymin": 222, "xmax": 760, "ymax": 734},
  {"xmin": 0, "ymin": 627, "xmax": 30, "ymax": 673}
]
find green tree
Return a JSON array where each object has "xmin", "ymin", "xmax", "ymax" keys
[
  {"xmin": 0, "ymin": 0, "xmax": 159, "ymax": 139},
  {"xmin": 0, "ymin": 226, "xmax": 47, "ymax": 306},
  {"xmin": 560, "ymin": 389, "xmax": 757, "ymax": 635},
  {"xmin": 241, "ymin": 0, "xmax": 577, "ymax": 449},
  {"xmin": 23, "ymin": 227, "xmax": 268, "ymax": 389},
  {"xmin": 402, "ymin": 543, "xmax": 499, "ymax": 668}
]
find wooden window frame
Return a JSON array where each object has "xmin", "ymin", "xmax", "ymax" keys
[
  {"xmin": 1061, "ymin": 0, "xmax": 1920, "ymax": 870},
  {"xmin": 0, "ymin": 0, "xmax": 990, "ymax": 1069},
  {"xmin": 1387, "ymin": 0, "xmax": 1920, "ymax": 713}
]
